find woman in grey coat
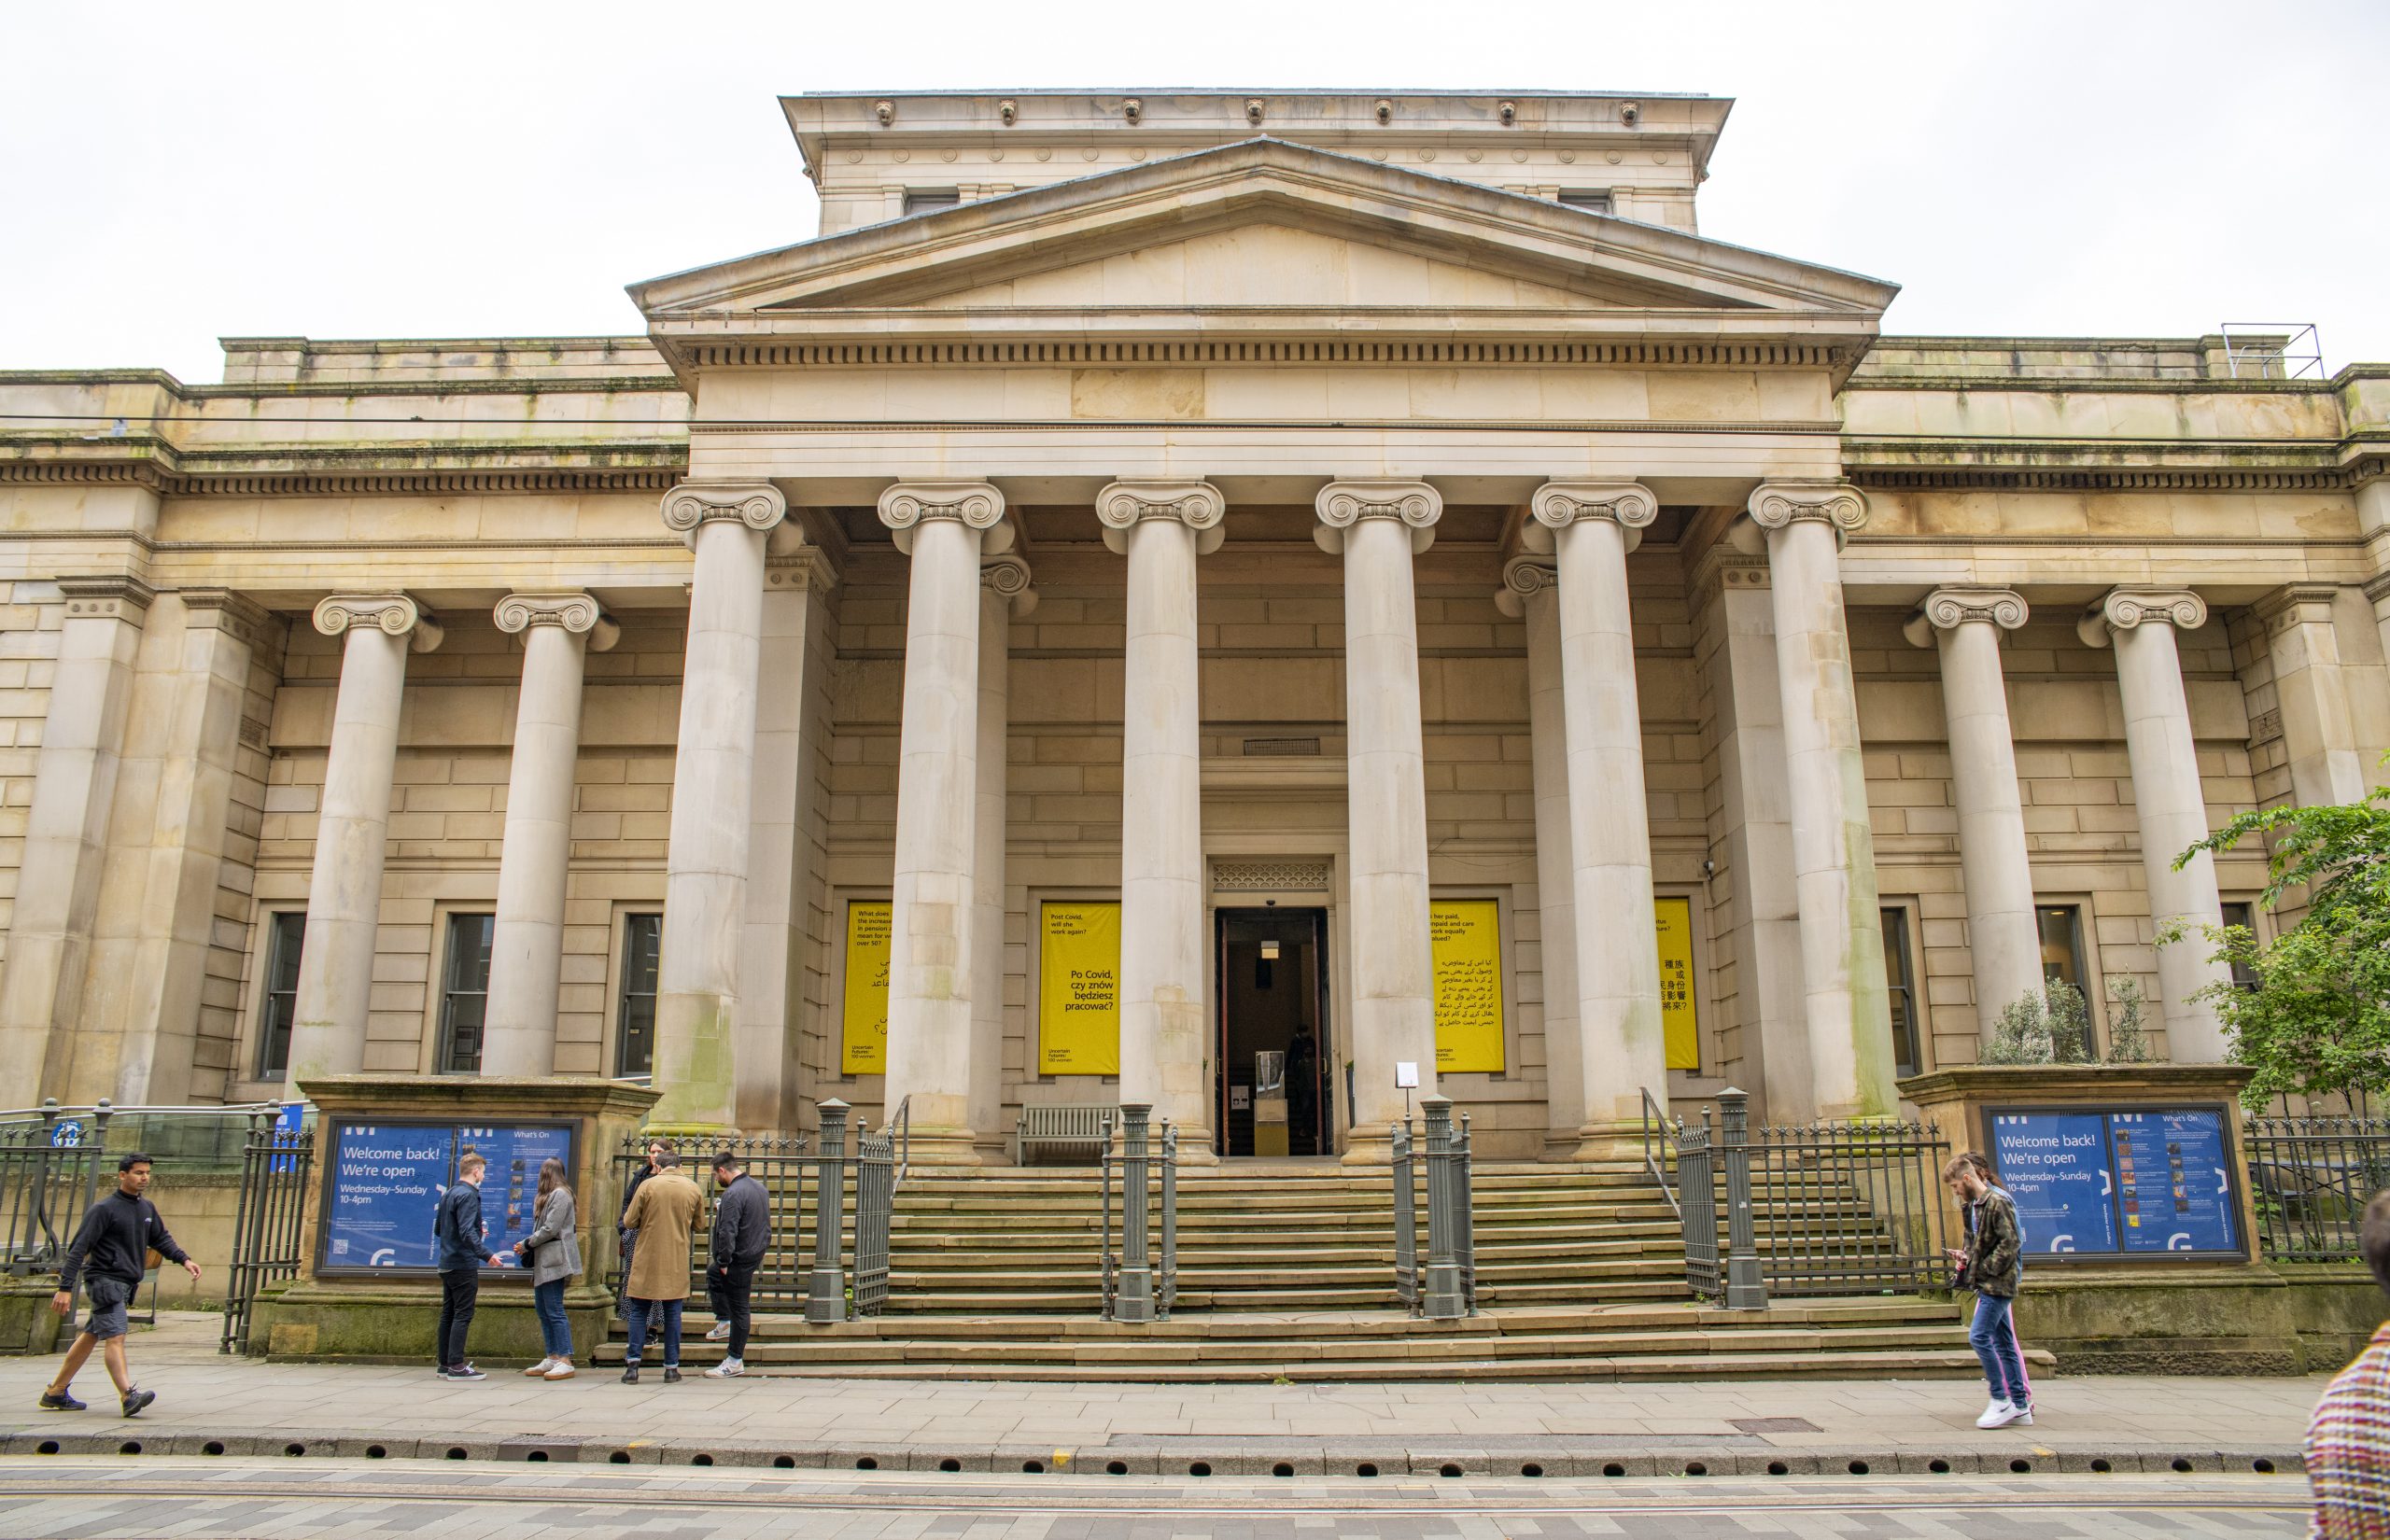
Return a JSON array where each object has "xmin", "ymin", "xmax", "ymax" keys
[{"xmin": 514, "ymin": 1158, "xmax": 583, "ymax": 1380}]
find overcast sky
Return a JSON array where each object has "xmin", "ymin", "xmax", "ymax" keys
[{"xmin": 5, "ymin": 1, "xmax": 2383, "ymax": 385}]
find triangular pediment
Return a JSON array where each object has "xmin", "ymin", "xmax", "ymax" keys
[{"xmin": 633, "ymin": 139, "xmax": 1897, "ymax": 326}]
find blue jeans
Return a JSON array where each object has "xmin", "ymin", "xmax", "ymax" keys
[
  {"xmin": 533, "ymin": 1279, "xmax": 571, "ymax": 1360},
  {"xmin": 1970, "ymin": 1294, "xmax": 2030, "ymax": 1406},
  {"xmin": 622, "ymin": 1296, "xmax": 682, "ymax": 1368}
]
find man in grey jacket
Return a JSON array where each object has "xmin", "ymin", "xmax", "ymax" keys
[{"xmin": 702, "ymin": 1152, "xmax": 769, "ymax": 1378}]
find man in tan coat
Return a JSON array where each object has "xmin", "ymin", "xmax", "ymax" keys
[{"xmin": 617, "ymin": 1149, "xmax": 703, "ymax": 1384}]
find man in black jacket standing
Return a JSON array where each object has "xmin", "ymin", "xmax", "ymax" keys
[
  {"xmin": 701, "ymin": 1151, "xmax": 768, "ymax": 1379},
  {"xmin": 433, "ymin": 1152, "xmax": 506, "ymax": 1379},
  {"xmin": 41, "ymin": 1153, "xmax": 201, "ymax": 1417}
]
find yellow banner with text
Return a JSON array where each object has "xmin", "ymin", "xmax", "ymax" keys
[
  {"xmin": 839, "ymin": 900, "xmax": 892, "ymax": 1075},
  {"xmin": 1656, "ymin": 895, "xmax": 1699, "ymax": 1070},
  {"xmin": 1038, "ymin": 901, "xmax": 1119, "ymax": 1075},
  {"xmin": 1430, "ymin": 899, "xmax": 1506, "ymax": 1073}
]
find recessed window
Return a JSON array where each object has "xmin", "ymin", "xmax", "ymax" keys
[
  {"xmin": 616, "ymin": 913, "xmax": 663, "ymax": 1077},
  {"xmin": 2036, "ymin": 904, "xmax": 2088, "ymax": 994},
  {"xmin": 256, "ymin": 913, "xmax": 305, "ymax": 1079},
  {"xmin": 904, "ymin": 189, "xmax": 961, "ymax": 216},
  {"xmin": 2219, "ymin": 901, "xmax": 2260, "ymax": 990},
  {"xmin": 1879, "ymin": 907, "xmax": 1921, "ymax": 1079},
  {"xmin": 438, "ymin": 914, "xmax": 496, "ymax": 1074},
  {"xmin": 1557, "ymin": 190, "xmax": 1613, "ymax": 215}
]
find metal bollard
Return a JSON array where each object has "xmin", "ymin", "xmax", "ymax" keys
[
  {"xmin": 808, "ymin": 1099, "xmax": 850, "ymax": 1324},
  {"xmin": 1719, "ymin": 1088, "xmax": 1769, "ymax": 1309},
  {"xmin": 1420, "ymin": 1097, "xmax": 1465, "ymax": 1320},
  {"xmin": 1114, "ymin": 1103, "xmax": 1155, "ymax": 1323}
]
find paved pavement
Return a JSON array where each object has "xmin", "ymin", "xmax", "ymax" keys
[
  {"xmin": 0, "ymin": 1455, "xmax": 2314, "ymax": 1538},
  {"xmin": 3, "ymin": 1313, "xmax": 2327, "ymax": 1479}
]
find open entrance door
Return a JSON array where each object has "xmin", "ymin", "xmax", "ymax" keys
[{"xmin": 1214, "ymin": 907, "xmax": 1332, "ymax": 1158}]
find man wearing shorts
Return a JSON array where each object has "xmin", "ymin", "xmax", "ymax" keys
[{"xmin": 41, "ymin": 1153, "xmax": 201, "ymax": 1417}]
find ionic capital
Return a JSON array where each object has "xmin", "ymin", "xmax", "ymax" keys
[
  {"xmin": 1903, "ymin": 587, "xmax": 2028, "ymax": 649},
  {"xmin": 1313, "ymin": 479, "xmax": 1441, "ymax": 555},
  {"xmin": 314, "ymin": 593, "xmax": 444, "ymax": 653},
  {"xmin": 2077, "ymin": 587, "xmax": 2207, "ymax": 649},
  {"xmin": 1748, "ymin": 482, "xmax": 1869, "ymax": 547},
  {"xmin": 1096, "ymin": 479, "xmax": 1226, "ymax": 556},
  {"xmin": 496, "ymin": 592, "xmax": 620, "ymax": 651},
  {"xmin": 980, "ymin": 553, "xmax": 1038, "ymax": 617},
  {"xmin": 877, "ymin": 481, "xmax": 1006, "ymax": 556},
  {"xmin": 1528, "ymin": 482, "xmax": 1659, "ymax": 554},
  {"xmin": 660, "ymin": 483, "xmax": 787, "ymax": 548},
  {"xmin": 1493, "ymin": 556, "xmax": 1557, "ymax": 619}
]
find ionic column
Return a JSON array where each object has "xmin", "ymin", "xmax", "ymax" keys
[
  {"xmin": 2254, "ymin": 585, "xmax": 2371, "ymax": 809},
  {"xmin": 1904, "ymin": 589, "xmax": 2043, "ymax": 1036},
  {"xmin": 1529, "ymin": 483, "xmax": 1667, "ymax": 1155},
  {"xmin": 650, "ymin": 483, "xmax": 786, "ymax": 1131},
  {"xmin": 1315, "ymin": 480, "xmax": 1442, "ymax": 1162},
  {"xmin": 2080, "ymin": 589, "xmax": 2235, "ymax": 1062},
  {"xmin": 482, "ymin": 593, "xmax": 616, "ymax": 1077},
  {"xmin": 969, "ymin": 552, "xmax": 1033, "ymax": 1155},
  {"xmin": 0, "ymin": 577, "xmax": 152, "ymax": 1098},
  {"xmin": 1101, "ymin": 480, "xmax": 1226, "ymax": 1161},
  {"xmin": 879, "ymin": 482, "xmax": 1007, "ymax": 1165},
  {"xmin": 1495, "ymin": 559, "xmax": 1582, "ymax": 1155},
  {"xmin": 1747, "ymin": 483, "xmax": 1897, "ymax": 1120},
  {"xmin": 284, "ymin": 594, "xmax": 444, "ymax": 1092}
]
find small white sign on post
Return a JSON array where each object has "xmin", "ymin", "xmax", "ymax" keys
[{"xmin": 1395, "ymin": 1061, "xmax": 1420, "ymax": 1089}]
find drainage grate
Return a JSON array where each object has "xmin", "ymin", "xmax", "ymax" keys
[{"xmin": 1729, "ymin": 1418, "xmax": 1821, "ymax": 1435}]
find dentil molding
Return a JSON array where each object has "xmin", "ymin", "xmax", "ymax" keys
[
  {"xmin": 1095, "ymin": 480, "xmax": 1226, "ymax": 556},
  {"xmin": 2077, "ymin": 587, "xmax": 2207, "ymax": 649},
  {"xmin": 314, "ymin": 593, "xmax": 444, "ymax": 652},
  {"xmin": 1903, "ymin": 587, "xmax": 2028, "ymax": 649},
  {"xmin": 495, "ymin": 592, "xmax": 621, "ymax": 652},
  {"xmin": 1313, "ymin": 480, "xmax": 1441, "ymax": 556}
]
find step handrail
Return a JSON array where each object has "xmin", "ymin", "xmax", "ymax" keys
[{"xmin": 1640, "ymin": 1086, "xmax": 1682, "ymax": 1222}]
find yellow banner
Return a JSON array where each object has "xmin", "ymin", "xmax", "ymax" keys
[
  {"xmin": 1038, "ymin": 901, "xmax": 1119, "ymax": 1075},
  {"xmin": 1430, "ymin": 899, "xmax": 1506, "ymax": 1073},
  {"xmin": 840, "ymin": 900, "xmax": 892, "ymax": 1075},
  {"xmin": 1656, "ymin": 895, "xmax": 1699, "ymax": 1070}
]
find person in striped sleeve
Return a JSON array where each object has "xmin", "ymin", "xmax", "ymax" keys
[{"xmin": 2307, "ymin": 1193, "xmax": 2390, "ymax": 1537}]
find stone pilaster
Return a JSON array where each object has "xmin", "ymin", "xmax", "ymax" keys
[
  {"xmin": 483, "ymin": 593, "xmax": 615, "ymax": 1078},
  {"xmin": 1748, "ymin": 483, "xmax": 1896, "ymax": 1121},
  {"xmin": 879, "ymin": 481, "xmax": 1006, "ymax": 1165},
  {"xmin": 969, "ymin": 550, "xmax": 1033, "ymax": 1155},
  {"xmin": 2252, "ymin": 584, "xmax": 2372, "ymax": 810},
  {"xmin": 650, "ymin": 483, "xmax": 785, "ymax": 1131},
  {"xmin": 1315, "ymin": 480, "xmax": 1441, "ymax": 1161},
  {"xmin": 1101, "ymin": 480, "xmax": 1226, "ymax": 1161},
  {"xmin": 285, "ymin": 593, "xmax": 444, "ymax": 1093},
  {"xmin": 0, "ymin": 577, "xmax": 152, "ymax": 1099},
  {"xmin": 1496, "ymin": 558, "xmax": 1582, "ymax": 1155},
  {"xmin": 1529, "ymin": 482, "xmax": 1666, "ymax": 1155},
  {"xmin": 1904, "ymin": 588, "xmax": 2042, "ymax": 1038},
  {"xmin": 2080, "ymin": 588, "xmax": 2237, "ymax": 1062}
]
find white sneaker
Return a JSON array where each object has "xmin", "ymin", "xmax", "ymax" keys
[
  {"xmin": 2006, "ymin": 1403, "xmax": 2033, "ymax": 1426},
  {"xmin": 706, "ymin": 1323, "xmax": 733, "ymax": 1341},
  {"xmin": 522, "ymin": 1357, "xmax": 558, "ymax": 1378},
  {"xmin": 1975, "ymin": 1398, "xmax": 2016, "ymax": 1429},
  {"xmin": 704, "ymin": 1358, "xmax": 745, "ymax": 1379},
  {"xmin": 543, "ymin": 1360, "xmax": 576, "ymax": 1380}
]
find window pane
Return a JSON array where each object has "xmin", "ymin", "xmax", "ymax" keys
[
  {"xmin": 2036, "ymin": 905, "xmax": 2085, "ymax": 990},
  {"xmin": 616, "ymin": 913, "xmax": 662, "ymax": 1077},
  {"xmin": 1878, "ymin": 907, "xmax": 1920, "ymax": 1080},
  {"xmin": 441, "ymin": 914, "xmax": 495, "ymax": 1074},
  {"xmin": 258, "ymin": 912, "xmax": 306, "ymax": 1079}
]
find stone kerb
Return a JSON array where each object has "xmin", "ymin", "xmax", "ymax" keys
[{"xmin": 253, "ymin": 1075, "xmax": 659, "ymax": 1363}]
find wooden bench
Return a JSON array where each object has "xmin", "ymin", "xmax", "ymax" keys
[{"xmin": 1013, "ymin": 1105, "xmax": 1116, "ymax": 1168}]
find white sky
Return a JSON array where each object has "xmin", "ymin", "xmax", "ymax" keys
[{"xmin": 4, "ymin": 0, "xmax": 2383, "ymax": 385}]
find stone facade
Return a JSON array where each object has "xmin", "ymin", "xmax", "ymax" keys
[{"xmin": 1, "ymin": 91, "xmax": 2383, "ymax": 1158}]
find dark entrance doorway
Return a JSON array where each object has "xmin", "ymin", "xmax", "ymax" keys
[{"xmin": 1214, "ymin": 907, "xmax": 1331, "ymax": 1158}]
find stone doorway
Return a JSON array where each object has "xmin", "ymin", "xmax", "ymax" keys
[{"xmin": 1213, "ymin": 907, "xmax": 1332, "ymax": 1158}]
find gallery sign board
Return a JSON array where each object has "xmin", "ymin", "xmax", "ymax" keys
[
  {"xmin": 1984, "ymin": 1104, "xmax": 2245, "ymax": 1263},
  {"xmin": 316, "ymin": 1119, "xmax": 578, "ymax": 1276}
]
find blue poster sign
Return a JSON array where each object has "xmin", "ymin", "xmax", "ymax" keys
[
  {"xmin": 318, "ymin": 1120, "xmax": 577, "ymax": 1274},
  {"xmin": 1989, "ymin": 1111, "xmax": 2117, "ymax": 1254},
  {"xmin": 1984, "ymin": 1104, "xmax": 2242, "ymax": 1263}
]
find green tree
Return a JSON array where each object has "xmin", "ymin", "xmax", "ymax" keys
[{"xmin": 2164, "ymin": 783, "xmax": 2390, "ymax": 1110}]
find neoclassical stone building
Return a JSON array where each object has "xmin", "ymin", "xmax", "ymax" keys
[{"xmin": 0, "ymin": 91, "xmax": 2383, "ymax": 1162}]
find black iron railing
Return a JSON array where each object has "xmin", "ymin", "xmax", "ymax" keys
[
  {"xmin": 1749, "ymin": 1114, "xmax": 1953, "ymax": 1296},
  {"xmin": 1100, "ymin": 1103, "xmax": 1177, "ymax": 1321},
  {"xmin": 1645, "ymin": 1087, "xmax": 1770, "ymax": 1309},
  {"xmin": 220, "ymin": 1112, "xmax": 313, "ymax": 1354},
  {"xmin": 609, "ymin": 1129, "xmax": 814, "ymax": 1311},
  {"xmin": 2245, "ymin": 1115, "xmax": 2390, "ymax": 1264},
  {"xmin": 1391, "ymin": 1096, "xmax": 1474, "ymax": 1319},
  {"xmin": 0, "ymin": 1100, "xmax": 114, "ymax": 1278}
]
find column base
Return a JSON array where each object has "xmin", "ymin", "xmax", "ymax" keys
[
  {"xmin": 1338, "ymin": 1126, "xmax": 1397, "ymax": 1166},
  {"xmin": 1173, "ymin": 1140, "xmax": 1220, "ymax": 1168},
  {"xmin": 1568, "ymin": 1121, "xmax": 1652, "ymax": 1165},
  {"xmin": 897, "ymin": 1126, "xmax": 984, "ymax": 1169}
]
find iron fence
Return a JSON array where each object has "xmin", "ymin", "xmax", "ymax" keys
[
  {"xmin": 608, "ymin": 1129, "xmax": 814, "ymax": 1311},
  {"xmin": 1392, "ymin": 1097, "xmax": 1475, "ymax": 1319},
  {"xmin": 1677, "ymin": 1108, "xmax": 1722, "ymax": 1300},
  {"xmin": 1749, "ymin": 1114, "xmax": 1953, "ymax": 1296},
  {"xmin": 0, "ymin": 1101, "xmax": 114, "ymax": 1277},
  {"xmin": 220, "ymin": 1113, "xmax": 313, "ymax": 1354},
  {"xmin": 2245, "ymin": 1115, "xmax": 2390, "ymax": 1264},
  {"xmin": 851, "ymin": 1122, "xmax": 894, "ymax": 1317},
  {"xmin": 1100, "ymin": 1103, "xmax": 1177, "ymax": 1322},
  {"xmin": 1391, "ymin": 1116, "xmax": 1419, "ymax": 1312}
]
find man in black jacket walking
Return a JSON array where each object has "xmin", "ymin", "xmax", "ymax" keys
[
  {"xmin": 41, "ymin": 1153, "xmax": 201, "ymax": 1417},
  {"xmin": 434, "ymin": 1153, "xmax": 506, "ymax": 1379},
  {"xmin": 702, "ymin": 1151, "xmax": 768, "ymax": 1379}
]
